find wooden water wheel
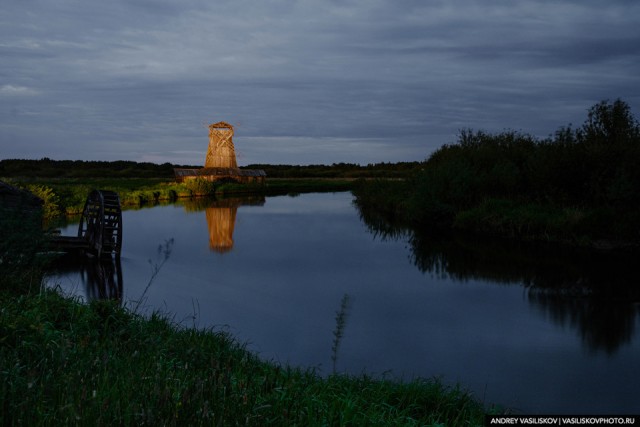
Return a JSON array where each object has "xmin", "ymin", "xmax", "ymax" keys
[{"xmin": 77, "ymin": 190, "xmax": 122, "ymax": 258}]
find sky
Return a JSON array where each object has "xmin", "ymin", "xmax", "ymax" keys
[{"xmin": 1, "ymin": 0, "xmax": 639, "ymax": 166}]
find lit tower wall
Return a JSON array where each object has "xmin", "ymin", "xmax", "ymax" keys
[{"xmin": 205, "ymin": 121, "xmax": 238, "ymax": 169}]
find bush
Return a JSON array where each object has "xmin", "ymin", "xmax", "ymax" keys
[
  {"xmin": 26, "ymin": 184, "xmax": 61, "ymax": 221},
  {"xmin": 414, "ymin": 130, "xmax": 537, "ymax": 209},
  {"xmin": 0, "ymin": 209, "xmax": 49, "ymax": 293},
  {"xmin": 183, "ymin": 178, "xmax": 217, "ymax": 196},
  {"xmin": 353, "ymin": 99, "xmax": 640, "ymax": 244}
]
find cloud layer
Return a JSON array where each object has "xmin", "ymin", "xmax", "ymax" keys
[{"xmin": 2, "ymin": 0, "xmax": 639, "ymax": 165}]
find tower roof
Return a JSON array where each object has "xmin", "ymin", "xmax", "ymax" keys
[{"xmin": 208, "ymin": 121, "xmax": 234, "ymax": 130}]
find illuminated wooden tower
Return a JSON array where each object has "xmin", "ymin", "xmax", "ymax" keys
[
  {"xmin": 173, "ymin": 120, "xmax": 266, "ymax": 184},
  {"xmin": 205, "ymin": 121, "xmax": 238, "ymax": 169}
]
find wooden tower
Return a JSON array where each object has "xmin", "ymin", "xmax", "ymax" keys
[
  {"xmin": 205, "ymin": 121, "xmax": 237, "ymax": 169},
  {"xmin": 173, "ymin": 121, "xmax": 266, "ymax": 184}
]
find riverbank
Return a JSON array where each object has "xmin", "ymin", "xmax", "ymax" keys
[
  {"xmin": 354, "ymin": 100, "xmax": 640, "ymax": 249},
  {"xmin": 3, "ymin": 177, "xmax": 357, "ymax": 217},
  {"xmin": 0, "ymin": 289, "xmax": 487, "ymax": 425},
  {"xmin": 352, "ymin": 179, "xmax": 639, "ymax": 250},
  {"xmin": 0, "ymin": 205, "xmax": 491, "ymax": 425}
]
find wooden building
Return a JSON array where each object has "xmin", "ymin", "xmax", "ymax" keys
[
  {"xmin": 174, "ymin": 121, "xmax": 266, "ymax": 184},
  {"xmin": 0, "ymin": 180, "xmax": 43, "ymax": 214}
]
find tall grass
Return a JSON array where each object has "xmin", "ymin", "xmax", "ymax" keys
[
  {"xmin": 331, "ymin": 294, "xmax": 352, "ymax": 374},
  {"xmin": 4, "ymin": 178, "xmax": 187, "ymax": 215},
  {"xmin": 131, "ymin": 238, "xmax": 175, "ymax": 314},
  {"xmin": 0, "ymin": 289, "xmax": 488, "ymax": 425}
]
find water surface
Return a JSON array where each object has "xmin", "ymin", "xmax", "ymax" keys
[{"xmin": 47, "ymin": 192, "xmax": 640, "ymax": 414}]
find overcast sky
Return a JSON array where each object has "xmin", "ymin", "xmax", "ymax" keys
[{"xmin": 1, "ymin": 0, "xmax": 639, "ymax": 166}]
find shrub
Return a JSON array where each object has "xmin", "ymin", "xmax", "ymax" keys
[
  {"xmin": 184, "ymin": 178, "xmax": 217, "ymax": 196},
  {"xmin": 353, "ymin": 99, "xmax": 640, "ymax": 243},
  {"xmin": 26, "ymin": 184, "xmax": 61, "ymax": 220},
  {"xmin": 0, "ymin": 209, "xmax": 49, "ymax": 293}
]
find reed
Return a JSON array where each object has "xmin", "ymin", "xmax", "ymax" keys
[
  {"xmin": 331, "ymin": 294, "xmax": 351, "ymax": 374},
  {"xmin": 131, "ymin": 238, "xmax": 175, "ymax": 313}
]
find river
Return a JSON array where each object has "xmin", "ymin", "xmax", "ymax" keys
[{"xmin": 46, "ymin": 191, "xmax": 640, "ymax": 414}]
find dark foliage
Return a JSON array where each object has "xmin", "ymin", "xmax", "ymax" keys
[
  {"xmin": 0, "ymin": 159, "xmax": 179, "ymax": 178},
  {"xmin": 1, "ymin": 159, "xmax": 422, "ymax": 179},
  {"xmin": 0, "ymin": 208, "xmax": 49, "ymax": 293},
  {"xmin": 354, "ymin": 99, "xmax": 640, "ymax": 244},
  {"xmin": 244, "ymin": 162, "xmax": 422, "ymax": 178}
]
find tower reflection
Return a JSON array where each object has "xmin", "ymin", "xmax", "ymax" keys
[
  {"xmin": 181, "ymin": 196, "xmax": 265, "ymax": 253},
  {"xmin": 205, "ymin": 199, "xmax": 238, "ymax": 253}
]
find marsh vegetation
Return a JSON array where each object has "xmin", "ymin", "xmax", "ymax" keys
[{"xmin": 354, "ymin": 99, "xmax": 640, "ymax": 247}]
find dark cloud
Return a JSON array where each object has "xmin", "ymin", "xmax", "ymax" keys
[{"xmin": 1, "ymin": 0, "xmax": 639, "ymax": 165}]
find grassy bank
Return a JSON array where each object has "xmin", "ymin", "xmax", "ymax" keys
[
  {"xmin": 0, "ymin": 159, "xmax": 421, "ymax": 180},
  {"xmin": 1, "ymin": 290, "xmax": 487, "ymax": 425},
  {"xmin": 354, "ymin": 100, "xmax": 640, "ymax": 248},
  {"xmin": 3, "ymin": 177, "xmax": 357, "ymax": 218},
  {"xmin": 0, "ymin": 209, "xmax": 490, "ymax": 425}
]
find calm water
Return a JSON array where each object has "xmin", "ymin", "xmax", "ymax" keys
[{"xmin": 46, "ymin": 192, "xmax": 640, "ymax": 414}]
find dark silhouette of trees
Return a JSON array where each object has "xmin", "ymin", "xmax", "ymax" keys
[{"xmin": 354, "ymin": 99, "xmax": 640, "ymax": 243}]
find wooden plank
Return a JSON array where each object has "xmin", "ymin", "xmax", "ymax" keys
[{"xmin": 51, "ymin": 236, "xmax": 90, "ymax": 250}]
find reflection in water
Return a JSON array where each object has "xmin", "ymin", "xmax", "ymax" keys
[
  {"xmin": 180, "ymin": 196, "xmax": 265, "ymax": 253},
  {"xmin": 205, "ymin": 200, "xmax": 238, "ymax": 253},
  {"xmin": 48, "ymin": 254, "xmax": 123, "ymax": 304},
  {"xmin": 528, "ymin": 290, "xmax": 637, "ymax": 355},
  {"xmin": 356, "ymin": 205, "xmax": 640, "ymax": 354},
  {"xmin": 206, "ymin": 202, "xmax": 237, "ymax": 252}
]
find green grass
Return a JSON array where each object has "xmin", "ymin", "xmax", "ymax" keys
[
  {"xmin": 0, "ymin": 289, "xmax": 489, "ymax": 425},
  {"xmin": 451, "ymin": 198, "xmax": 611, "ymax": 244},
  {"xmin": 4, "ymin": 177, "xmax": 358, "ymax": 217},
  {"xmin": 249, "ymin": 178, "xmax": 355, "ymax": 196},
  {"xmin": 3, "ymin": 177, "xmax": 184, "ymax": 215}
]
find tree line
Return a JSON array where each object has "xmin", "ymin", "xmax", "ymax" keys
[
  {"xmin": 354, "ymin": 99, "xmax": 640, "ymax": 245},
  {"xmin": 0, "ymin": 158, "xmax": 422, "ymax": 179},
  {"xmin": 244, "ymin": 162, "xmax": 421, "ymax": 178},
  {"xmin": 0, "ymin": 159, "xmax": 178, "ymax": 178}
]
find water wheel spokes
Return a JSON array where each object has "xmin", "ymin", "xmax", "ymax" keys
[{"xmin": 78, "ymin": 190, "xmax": 122, "ymax": 258}]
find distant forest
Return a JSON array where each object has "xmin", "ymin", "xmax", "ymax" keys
[
  {"xmin": 0, "ymin": 158, "xmax": 422, "ymax": 179},
  {"xmin": 0, "ymin": 159, "xmax": 178, "ymax": 178}
]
